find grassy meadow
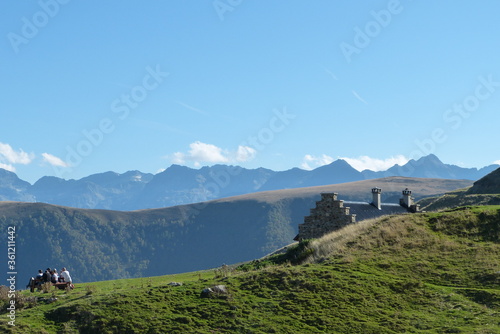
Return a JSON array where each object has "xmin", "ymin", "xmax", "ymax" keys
[{"xmin": 1, "ymin": 206, "xmax": 499, "ymax": 333}]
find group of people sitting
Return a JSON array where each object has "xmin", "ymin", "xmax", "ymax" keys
[{"xmin": 27, "ymin": 267, "xmax": 73, "ymax": 291}]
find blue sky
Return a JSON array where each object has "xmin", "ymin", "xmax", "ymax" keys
[{"xmin": 1, "ymin": 0, "xmax": 500, "ymax": 184}]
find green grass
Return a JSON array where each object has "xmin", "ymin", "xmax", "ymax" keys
[
  {"xmin": 2, "ymin": 206, "xmax": 500, "ymax": 333},
  {"xmin": 418, "ymin": 192, "xmax": 500, "ymax": 212}
]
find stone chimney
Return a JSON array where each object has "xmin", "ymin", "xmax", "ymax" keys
[
  {"xmin": 402, "ymin": 188, "xmax": 412, "ymax": 208},
  {"xmin": 371, "ymin": 187, "xmax": 382, "ymax": 210},
  {"xmin": 321, "ymin": 193, "xmax": 338, "ymax": 201}
]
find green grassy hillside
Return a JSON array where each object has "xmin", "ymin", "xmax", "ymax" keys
[
  {"xmin": 2, "ymin": 206, "xmax": 499, "ymax": 333},
  {"xmin": 467, "ymin": 167, "xmax": 500, "ymax": 194},
  {"xmin": 418, "ymin": 189, "xmax": 500, "ymax": 212},
  {"xmin": 419, "ymin": 167, "xmax": 500, "ymax": 211}
]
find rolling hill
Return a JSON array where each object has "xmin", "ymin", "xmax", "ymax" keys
[
  {"xmin": 467, "ymin": 166, "xmax": 500, "ymax": 194},
  {"xmin": 0, "ymin": 176, "xmax": 472, "ymax": 283},
  {"xmin": 418, "ymin": 167, "xmax": 500, "ymax": 211}
]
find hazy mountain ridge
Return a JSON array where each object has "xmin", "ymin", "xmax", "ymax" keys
[
  {"xmin": 0, "ymin": 154, "xmax": 497, "ymax": 210},
  {"xmin": 30, "ymin": 170, "xmax": 154, "ymax": 210},
  {"xmin": 0, "ymin": 168, "xmax": 34, "ymax": 202}
]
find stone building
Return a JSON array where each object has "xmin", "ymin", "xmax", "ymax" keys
[{"xmin": 294, "ymin": 188, "xmax": 420, "ymax": 241}]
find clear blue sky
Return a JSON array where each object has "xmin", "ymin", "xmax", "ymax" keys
[{"xmin": 1, "ymin": 0, "xmax": 499, "ymax": 183}]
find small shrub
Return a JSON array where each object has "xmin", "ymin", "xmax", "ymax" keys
[
  {"xmin": 0, "ymin": 286, "xmax": 11, "ymax": 313},
  {"xmin": 0, "ymin": 287, "xmax": 37, "ymax": 311},
  {"xmin": 214, "ymin": 264, "xmax": 232, "ymax": 278},
  {"xmin": 85, "ymin": 285, "xmax": 97, "ymax": 295},
  {"xmin": 281, "ymin": 239, "xmax": 314, "ymax": 265},
  {"xmin": 62, "ymin": 321, "xmax": 80, "ymax": 334},
  {"xmin": 41, "ymin": 282, "xmax": 53, "ymax": 293},
  {"xmin": 174, "ymin": 315, "xmax": 192, "ymax": 324},
  {"xmin": 0, "ymin": 285, "xmax": 9, "ymax": 301},
  {"xmin": 16, "ymin": 292, "xmax": 38, "ymax": 309}
]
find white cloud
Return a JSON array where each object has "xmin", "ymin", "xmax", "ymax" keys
[
  {"xmin": 42, "ymin": 153, "xmax": 70, "ymax": 167},
  {"xmin": 0, "ymin": 142, "xmax": 34, "ymax": 164},
  {"xmin": 171, "ymin": 152, "xmax": 186, "ymax": 164},
  {"xmin": 235, "ymin": 145, "xmax": 257, "ymax": 162},
  {"xmin": 339, "ymin": 155, "xmax": 409, "ymax": 172},
  {"xmin": 300, "ymin": 154, "xmax": 334, "ymax": 170},
  {"xmin": 188, "ymin": 141, "xmax": 229, "ymax": 163},
  {"xmin": 493, "ymin": 160, "xmax": 500, "ymax": 165},
  {"xmin": 0, "ymin": 163, "xmax": 15, "ymax": 172},
  {"xmin": 171, "ymin": 141, "xmax": 257, "ymax": 167}
]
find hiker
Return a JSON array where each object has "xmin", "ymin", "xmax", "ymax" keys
[
  {"xmin": 43, "ymin": 268, "xmax": 51, "ymax": 283},
  {"xmin": 35, "ymin": 269, "xmax": 44, "ymax": 286},
  {"xmin": 34, "ymin": 269, "xmax": 43, "ymax": 282},
  {"xmin": 26, "ymin": 269, "xmax": 44, "ymax": 291},
  {"xmin": 60, "ymin": 267, "xmax": 72, "ymax": 284},
  {"xmin": 51, "ymin": 269, "xmax": 59, "ymax": 284},
  {"xmin": 36, "ymin": 269, "xmax": 43, "ymax": 280}
]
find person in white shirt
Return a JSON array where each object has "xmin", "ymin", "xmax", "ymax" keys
[
  {"xmin": 51, "ymin": 269, "xmax": 59, "ymax": 283},
  {"xmin": 60, "ymin": 267, "xmax": 72, "ymax": 284}
]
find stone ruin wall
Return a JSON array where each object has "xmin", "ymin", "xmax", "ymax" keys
[{"xmin": 297, "ymin": 193, "xmax": 356, "ymax": 240}]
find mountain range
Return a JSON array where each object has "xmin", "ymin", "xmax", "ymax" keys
[{"xmin": 0, "ymin": 154, "xmax": 497, "ymax": 210}]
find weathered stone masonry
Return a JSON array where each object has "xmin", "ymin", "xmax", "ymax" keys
[
  {"xmin": 296, "ymin": 192, "xmax": 355, "ymax": 241},
  {"xmin": 295, "ymin": 188, "xmax": 420, "ymax": 241}
]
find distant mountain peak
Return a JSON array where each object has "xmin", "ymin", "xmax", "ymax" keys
[
  {"xmin": 417, "ymin": 154, "xmax": 443, "ymax": 165},
  {"xmin": 332, "ymin": 159, "xmax": 351, "ymax": 166},
  {"xmin": 165, "ymin": 164, "xmax": 192, "ymax": 172},
  {"xmin": 317, "ymin": 158, "xmax": 356, "ymax": 171}
]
